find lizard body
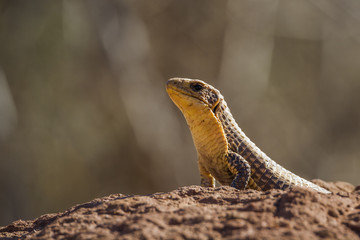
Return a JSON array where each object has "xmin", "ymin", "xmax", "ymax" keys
[{"xmin": 166, "ymin": 78, "xmax": 331, "ymax": 194}]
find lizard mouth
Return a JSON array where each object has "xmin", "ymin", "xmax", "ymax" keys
[
  {"xmin": 166, "ymin": 84, "xmax": 206, "ymax": 104},
  {"xmin": 168, "ymin": 88, "xmax": 206, "ymax": 106}
]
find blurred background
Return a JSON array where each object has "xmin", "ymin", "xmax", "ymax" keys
[{"xmin": 0, "ymin": 0, "xmax": 359, "ymax": 226}]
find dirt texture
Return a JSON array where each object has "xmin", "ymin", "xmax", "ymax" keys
[{"xmin": 1, "ymin": 180, "xmax": 359, "ymax": 240}]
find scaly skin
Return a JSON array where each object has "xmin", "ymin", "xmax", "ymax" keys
[{"xmin": 166, "ymin": 78, "xmax": 331, "ymax": 194}]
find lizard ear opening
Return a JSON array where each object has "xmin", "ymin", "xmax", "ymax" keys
[{"xmin": 212, "ymin": 101, "xmax": 220, "ymax": 113}]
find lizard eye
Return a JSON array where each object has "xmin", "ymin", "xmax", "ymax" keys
[{"xmin": 191, "ymin": 84, "xmax": 203, "ymax": 92}]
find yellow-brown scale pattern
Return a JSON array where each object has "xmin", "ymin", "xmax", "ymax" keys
[{"xmin": 166, "ymin": 78, "xmax": 331, "ymax": 194}]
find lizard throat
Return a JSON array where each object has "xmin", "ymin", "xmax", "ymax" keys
[{"xmin": 167, "ymin": 86, "xmax": 228, "ymax": 159}]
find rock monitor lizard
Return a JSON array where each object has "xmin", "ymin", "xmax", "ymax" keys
[{"xmin": 166, "ymin": 78, "xmax": 331, "ymax": 194}]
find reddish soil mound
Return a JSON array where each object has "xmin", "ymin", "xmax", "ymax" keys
[{"xmin": 1, "ymin": 180, "xmax": 359, "ymax": 239}]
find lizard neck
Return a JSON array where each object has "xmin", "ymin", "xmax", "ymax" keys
[{"xmin": 179, "ymin": 98, "xmax": 228, "ymax": 160}]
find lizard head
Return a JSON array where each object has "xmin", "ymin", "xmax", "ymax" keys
[{"xmin": 166, "ymin": 78, "xmax": 222, "ymax": 113}]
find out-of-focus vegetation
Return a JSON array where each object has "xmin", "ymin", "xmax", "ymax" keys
[{"xmin": 0, "ymin": 0, "xmax": 359, "ymax": 225}]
